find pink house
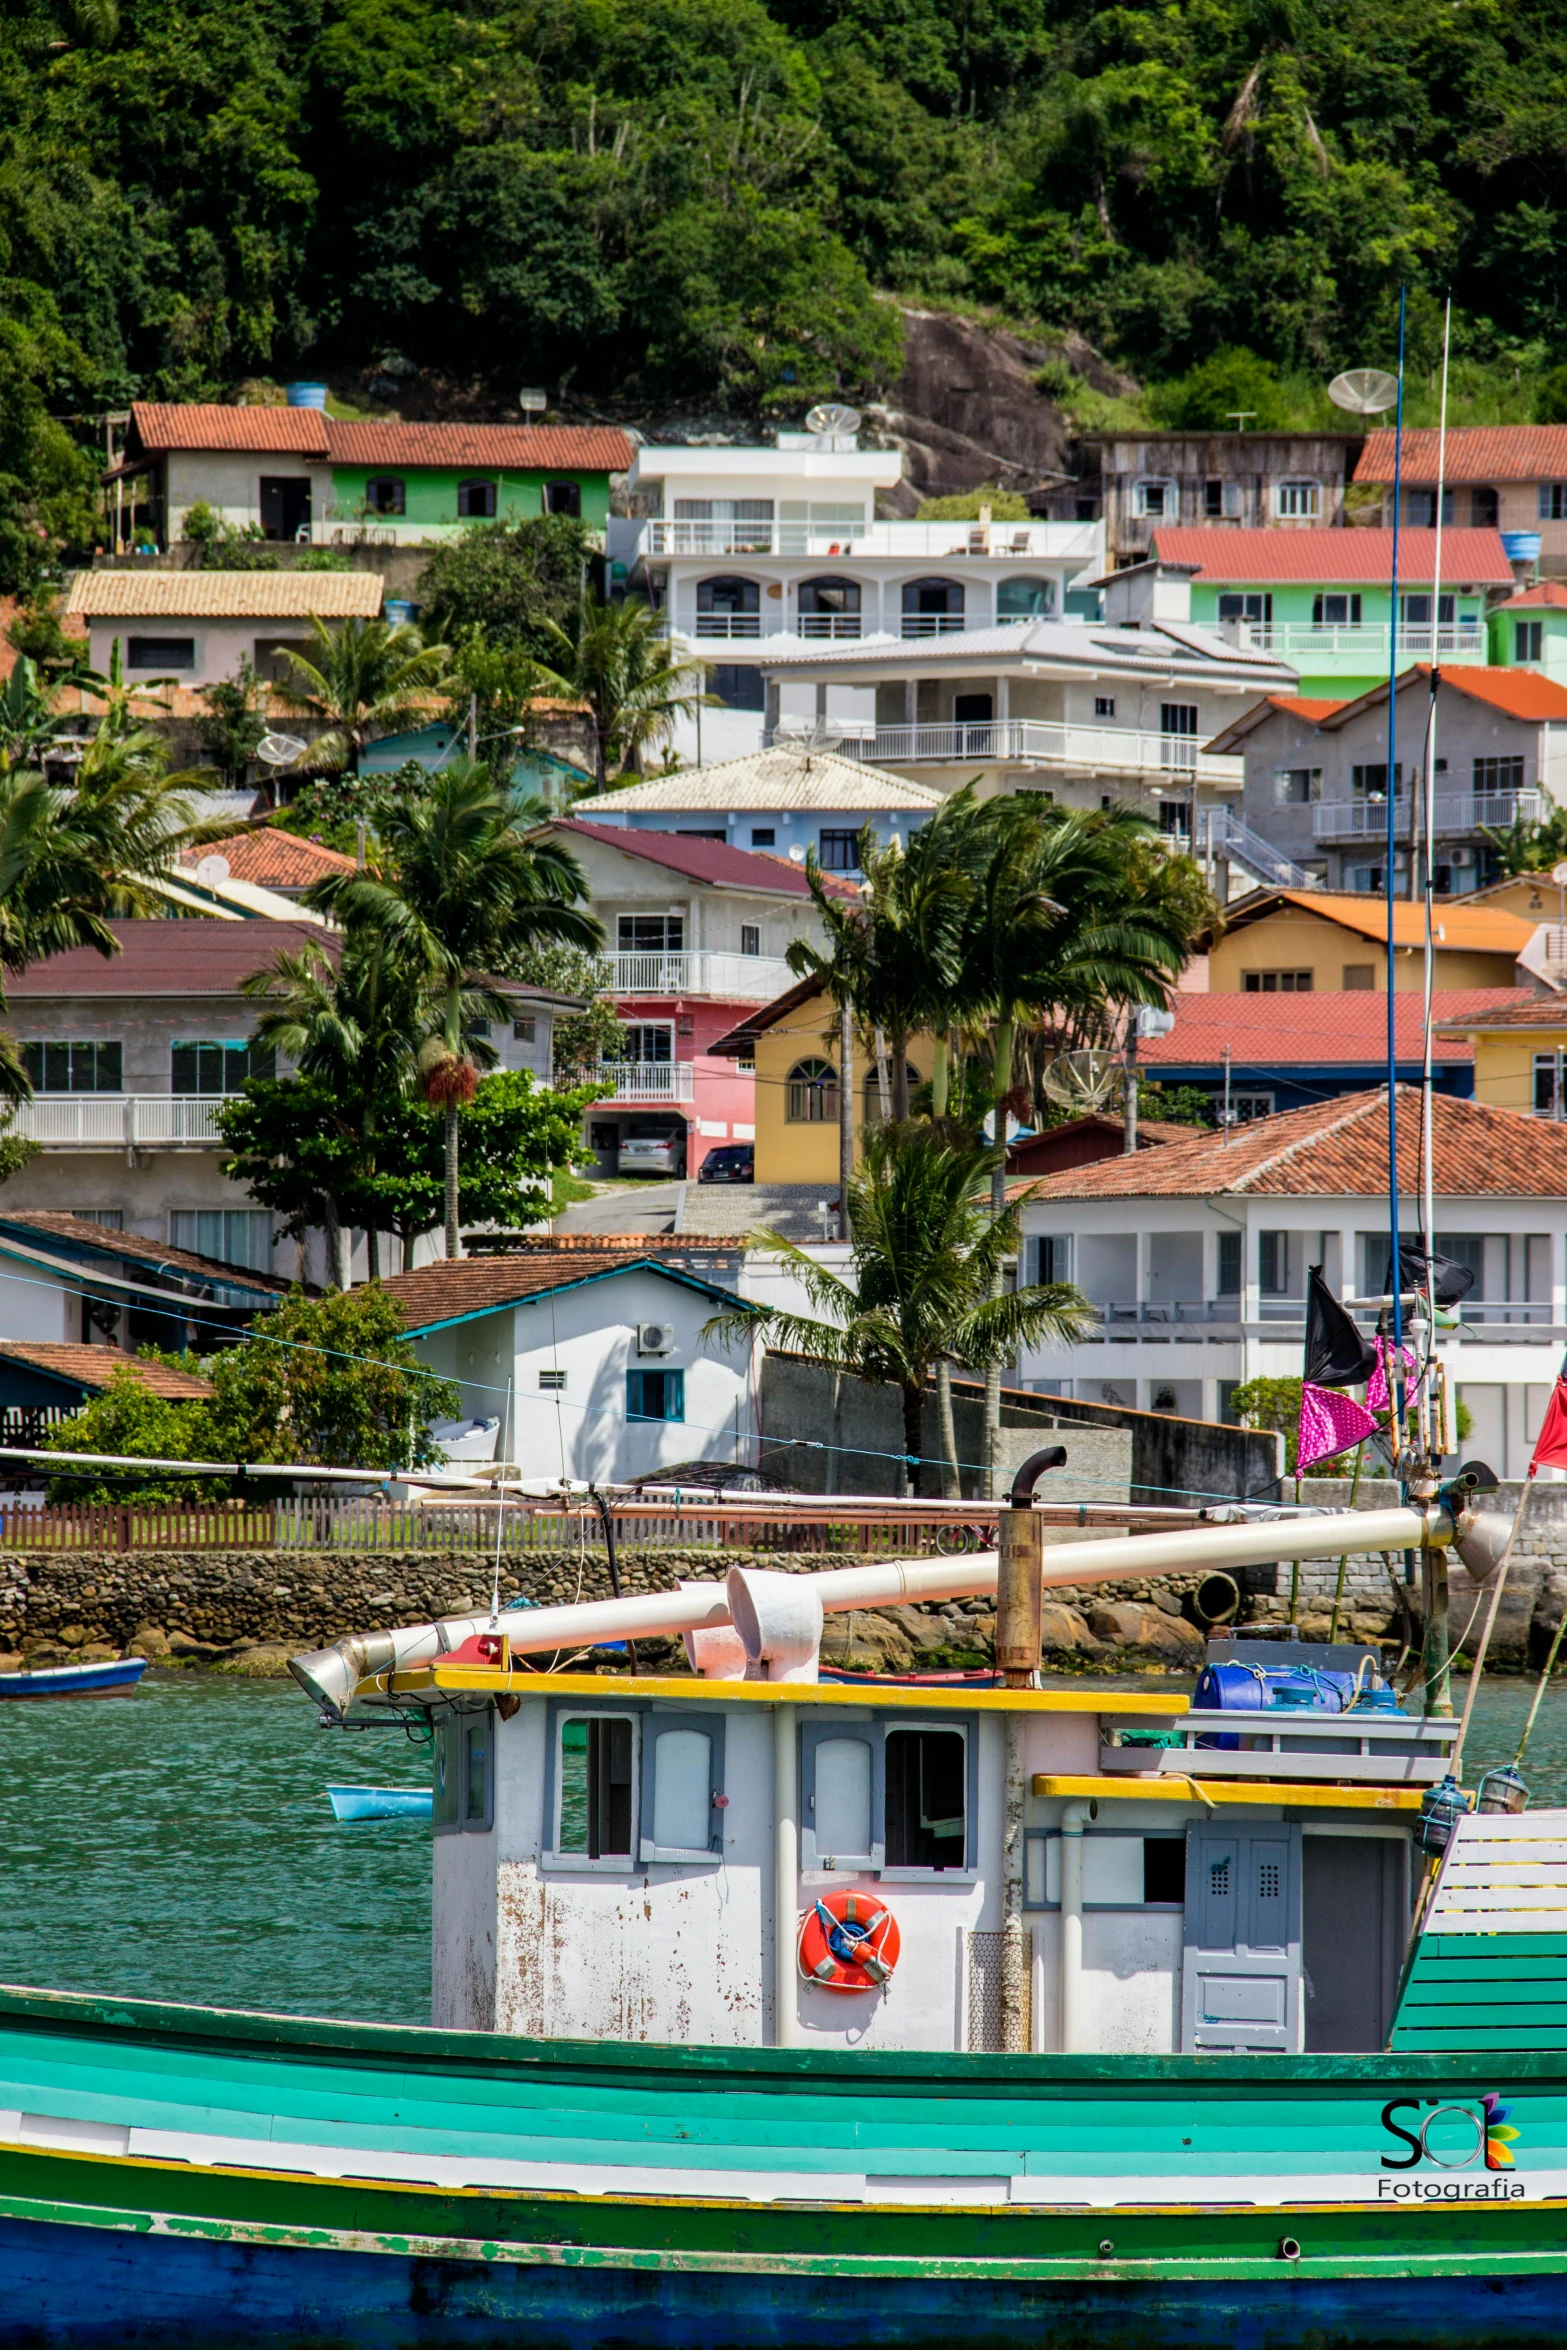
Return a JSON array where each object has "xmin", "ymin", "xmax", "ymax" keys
[{"xmin": 546, "ymin": 821, "xmax": 849, "ymax": 1179}]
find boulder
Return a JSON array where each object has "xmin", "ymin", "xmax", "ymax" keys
[
  {"xmin": 1089, "ymin": 1600, "xmax": 1204, "ymax": 1665},
  {"xmin": 211, "ymin": 1645, "xmax": 294, "ymax": 1679},
  {"xmin": 1039, "ymin": 1602, "xmax": 1100, "ymax": 1657}
]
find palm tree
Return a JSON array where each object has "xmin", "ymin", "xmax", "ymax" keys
[
  {"xmin": 534, "ymin": 593, "xmax": 710, "ymax": 789},
  {"xmin": 279, "ymin": 616, "xmax": 452, "ymax": 775},
  {"xmin": 0, "ymin": 658, "xmax": 71, "ymax": 772},
  {"xmin": 707, "ymin": 1127, "xmax": 1092, "ymax": 1497},
  {"xmin": 305, "ymin": 759, "xmax": 602, "ymax": 1258}
]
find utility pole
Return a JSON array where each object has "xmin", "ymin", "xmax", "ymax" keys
[
  {"xmin": 1123, "ymin": 1021, "xmax": 1138, "ymax": 1155},
  {"xmin": 837, "ymin": 998, "xmax": 854, "ymax": 1239}
]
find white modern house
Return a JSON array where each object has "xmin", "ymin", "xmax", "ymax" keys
[
  {"xmin": 612, "ymin": 426, "xmax": 1106, "ymax": 764},
  {"xmin": 1013, "ymin": 1087, "xmax": 1567, "ymax": 1478},
  {"xmin": 384, "ymin": 1250, "xmax": 760, "ymax": 1484},
  {"xmin": 568, "ymin": 746, "xmax": 945, "ymax": 875},
  {"xmin": 754, "ymin": 560, "xmax": 1300, "ymax": 840}
]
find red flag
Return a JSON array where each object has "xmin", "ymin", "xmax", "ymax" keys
[{"xmin": 1529, "ymin": 1378, "xmax": 1567, "ymax": 1477}]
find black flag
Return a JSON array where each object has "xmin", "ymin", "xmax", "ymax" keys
[
  {"xmin": 1305, "ymin": 1264, "xmax": 1377, "ymax": 1390},
  {"xmin": 1387, "ymin": 1242, "xmax": 1476, "ymax": 1308}
]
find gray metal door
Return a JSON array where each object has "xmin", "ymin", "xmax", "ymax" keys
[{"xmin": 1181, "ymin": 1825, "xmax": 1302, "ymax": 2052}]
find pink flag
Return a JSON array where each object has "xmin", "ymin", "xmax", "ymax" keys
[
  {"xmin": 1366, "ymin": 1338, "xmax": 1420, "ymax": 1415},
  {"xmin": 1298, "ymin": 1381, "xmax": 1379, "ymax": 1472}
]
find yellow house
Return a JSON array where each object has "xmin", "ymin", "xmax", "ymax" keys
[
  {"xmin": 710, "ymin": 980, "xmax": 940, "ymax": 1185},
  {"xmin": 1435, "ymin": 994, "xmax": 1567, "ymax": 1118},
  {"xmin": 1207, "ymin": 887, "xmax": 1534, "ymax": 994},
  {"xmin": 1460, "ymin": 871, "xmax": 1567, "ymax": 926}
]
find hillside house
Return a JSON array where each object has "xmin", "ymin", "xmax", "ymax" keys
[
  {"xmin": 1202, "ymin": 889, "xmax": 1534, "ymax": 993},
  {"xmin": 1053, "ymin": 431, "xmax": 1364, "ymax": 564},
  {"xmin": 1013, "ymin": 1087, "xmax": 1567, "ymax": 1475},
  {"xmin": 1148, "ymin": 528, "xmax": 1510, "ymax": 696},
  {"xmin": 108, "ymin": 406, "xmax": 633, "ymax": 550},
  {"xmin": 566, "ymin": 746, "xmax": 945, "ymax": 875},
  {"xmin": 1352, "ymin": 427, "xmax": 1567, "ymax": 575},
  {"xmin": 1488, "ymin": 581, "xmax": 1567, "ymax": 674},
  {"xmin": 65, "ymin": 568, "xmax": 386, "ymax": 690},
  {"xmin": 0, "ymin": 1212, "xmax": 286, "ymax": 1357}
]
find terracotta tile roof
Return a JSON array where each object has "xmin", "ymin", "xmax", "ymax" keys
[
  {"xmin": 1148, "ymin": 527, "xmax": 1513, "ymax": 585},
  {"xmin": 1137, "ymin": 987, "xmax": 1528, "ymax": 1068},
  {"xmin": 325, "ymin": 421, "xmax": 633, "ymax": 471},
  {"xmin": 1204, "ymin": 692, "xmax": 1348, "ymax": 754},
  {"xmin": 128, "ymin": 403, "xmax": 331, "ymax": 458},
  {"xmin": 1421, "ymin": 665, "xmax": 1567, "ymax": 721},
  {"xmin": 0, "ymin": 1339, "xmax": 214, "ymax": 1398},
  {"xmin": 178, "ymin": 830, "xmax": 356, "ymax": 890},
  {"xmin": 1220, "ymin": 888, "xmax": 1534, "ymax": 954},
  {"xmin": 0, "ymin": 1212, "xmax": 290, "ymax": 1292},
  {"xmin": 553, "ymin": 818, "xmax": 828, "ymax": 898},
  {"xmin": 1499, "ymin": 582, "xmax": 1567, "ymax": 610},
  {"xmin": 378, "ymin": 1250, "xmax": 752, "ymax": 1333},
  {"xmin": 65, "ymin": 571, "xmax": 385, "ymax": 620},
  {"xmin": 1436, "ymin": 996, "xmax": 1567, "ymax": 1032},
  {"xmin": 124, "ymin": 406, "xmax": 634, "ymax": 474},
  {"xmin": 1353, "ymin": 427, "xmax": 1567, "ymax": 484},
  {"xmin": 1029, "ymin": 1085, "xmax": 1567, "ymax": 1200},
  {"xmin": 5, "ymin": 918, "xmax": 330, "ymax": 998}
]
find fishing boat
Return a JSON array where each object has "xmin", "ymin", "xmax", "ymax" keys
[
  {"xmin": 2, "ymin": 1461, "xmax": 1563, "ymax": 2347},
  {"xmin": 325, "ymin": 1784, "xmax": 433, "ymax": 1822},
  {"xmin": 0, "ymin": 1655, "xmax": 147, "ymax": 1701}
]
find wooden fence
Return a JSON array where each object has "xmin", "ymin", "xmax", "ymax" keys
[{"xmin": 0, "ymin": 1496, "xmax": 1003, "ymax": 1558}]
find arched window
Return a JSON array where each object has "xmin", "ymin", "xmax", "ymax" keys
[
  {"xmin": 901, "ymin": 578, "xmax": 964, "ymax": 637},
  {"xmin": 786, "ymin": 1058, "xmax": 839, "ymax": 1122},
  {"xmin": 863, "ymin": 1064, "xmax": 921, "ymax": 1121},
  {"xmin": 797, "ymin": 576, "xmax": 862, "ymax": 639},
  {"xmin": 458, "ymin": 479, "xmax": 497, "ymax": 518},
  {"xmin": 997, "ymin": 575, "xmax": 1055, "ymax": 622},
  {"xmin": 696, "ymin": 577, "xmax": 761, "ymax": 638}
]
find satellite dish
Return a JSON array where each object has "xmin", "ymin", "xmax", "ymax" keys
[
  {"xmin": 1551, "ymin": 860, "xmax": 1567, "ymax": 887},
  {"xmin": 256, "ymin": 732, "xmax": 307, "ymax": 769},
  {"xmin": 805, "ymin": 402, "xmax": 862, "ymax": 436},
  {"xmin": 788, "ymin": 844, "xmax": 806, "ymax": 862},
  {"xmin": 1328, "ymin": 369, "xmax": 1399, "ymax": 417},
  {"xmin": 195, "ymin": 854, "xmax": 232, "ymax": 886},
  {"xmin": 1042, "ymin": 1048, "xmax": 1123, "ymax": 1112}
]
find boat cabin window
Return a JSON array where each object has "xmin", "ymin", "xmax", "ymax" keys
[
  {"xmin": 555, "ymin": 1714, "xmax": 637, "ymax": 1861},
  {"xmin": 1025, "ymin": 1830, "xmax": 1187, "ymax": 1908},
  {"xmin": 639, "ymin": 1712, "xmax": 727, "ymax": 1864},
  {"xmin": 433, "ymin": 1707, "xmax": 494, "ymax": 1835},
  {"xmin": 802, "ymin": 1715, "xmax": 976, "ymax": 1875}
]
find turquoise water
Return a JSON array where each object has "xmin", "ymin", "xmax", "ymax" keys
[{"xmin": 0, "ymin": 1670, "xmax": 1562, "ymax": 2027}]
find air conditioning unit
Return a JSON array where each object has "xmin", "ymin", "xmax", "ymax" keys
[{"xmin": 637, "ymin": 1323, "xmax": 675, "ymax": 1356}]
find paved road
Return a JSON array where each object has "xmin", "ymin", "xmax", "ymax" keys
[{"xmin": 552, "ymin": 1182, "xmax": 685, "ymax": 1236}]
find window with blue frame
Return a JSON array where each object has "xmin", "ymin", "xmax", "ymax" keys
[{"xmin": 627, "ymin": 1368, "xmax": 684, "ymax": 1422}]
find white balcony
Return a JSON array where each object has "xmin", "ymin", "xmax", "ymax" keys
[
  {"xmin": 1223, "ymin": 621, "xmax": 1489, "ymax": 670},
  {"xmin": 793, "ymin": 719, "xmax": 1243, "ymax": 786},
  {"xmin": 587, "ymin": 1061, "xmax": 697, "ymax": 1103},
  {"xmin": 610, "ymin": 951, "xmax": 796, "ymax": 1000},
  {"xmin": 13, "ymin": 1096, "xmax": 227, "ymax": 1148},
  {"xmin": 1312, "ymin": 789, "xmax": 1541, "ymax": 843},
  {"xmin": 644, "ymin": 520, "xmax": 1102, "ymax": 561}
]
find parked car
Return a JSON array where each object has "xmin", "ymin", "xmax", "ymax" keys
[
  {"xmin": 698, "ymin": 1143, "xmax": 754, "ymax": 1184},
  {"xmin": 617, "ymin": 1132, "xmax": 685, "ymax": 1177}
]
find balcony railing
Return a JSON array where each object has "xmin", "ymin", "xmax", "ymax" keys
[
  {"xmin": 12, "ymin": 1096, "xmax": 227, "ymax": 1147},
  {"xmin": 1312, "ymin": 789, "xmax": 1541, "ymax": 842},
  {"xmin": 1091, "ymin": 1300, "xmax": 1239, "ymax": 1327},
  {"xmin": 899, "ymin": 613, "xmax": 967, "ymax": 637},
  {"xmin": 645, "ymin": 520, "xmax": 1100, "ymax": 560},
  {"xmin": 610, "ymin": 950, "xmax": 796, "ymax": 1000},
  {"xmin": 1083, "ymin": 1294, "xmax": 1557, "ymax": 1336},
  {"xmin": 785, "ymin": 719, "xmax": 1243, "ymax": 785},
  {"xmin": 587, "ymin": 1061, "xmax": 696, "ymax": 1103},
  {"xmin": 1224, "ymin": 621, "xmax": 1488, "ymax": 664}
]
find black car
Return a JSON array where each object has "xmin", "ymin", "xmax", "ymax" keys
[{"xmin": 698, "ymin": 1143, "xmax": 754, "ymax": 1183}]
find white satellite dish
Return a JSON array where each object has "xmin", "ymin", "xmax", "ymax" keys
[
  {"xmin": 1042, "ymin": 1048, "xmax": 1123, "ymax": 1112},
  {"xmin": 1328, "ymin": 368, "xmax": 1400, "ymax": 417},
  {"xmin": 256, "ymin": 732, "xmax": 308, "ymax": 769},
  {"xmin": 1551, "ymin": 860, "xmax": 1567, "ymax": 887},
  {"xmin": 195, "ymin": 854, "xmax": 232, "ymax": 886},
  {"xmin": 805, "ymin": 402, "xmax": 862, "ymax": 436}
]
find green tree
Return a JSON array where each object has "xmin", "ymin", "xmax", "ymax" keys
[
  {"xmin": 417, "ymin": 518, "xmax": 593, "ymax": 660},
  {"xmin": 915, "ymin": 486, "xmax": 1031, "ymax": 520},
  {"xmin": 1481, "ymin": 806, "xmax": 1567, "ymax": 876},
  {"xmin": 304, "ymin": 761, "xmax": 601, "ymax": 1256},
  {"xmin": 1228, "ymin": 1375, "xmax": 1304, "ymax": 1476},
  {"xmin": 1149, "ymin": 347, "xmax": 1291, "ymax": 431},
  {"xmin": 534, "ymin": 593, "xmax": 711, "ymax": 790},
  {"xmin": 507, "ymin": 941, "xmax": 625, "ymax": 1081},
  {"xmin": 194, "ymin": 658, "xmax": 268, "ymax": 786},
  {"xmin": 279, "ymin": 616, "xmax": 451, "ymax": 775},
  {"xmin": 708, "ymin": 1127, "xmax": 1092, "ymax": 1496},
  {"xmin": 0, "ymin": 283, "xmax": 100, "ymax": 593},
  {"xmin": 0, "ymin": 659, "xmax": 72, "ymax": 772}
]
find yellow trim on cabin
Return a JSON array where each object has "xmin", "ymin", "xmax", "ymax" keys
[
  {"xmin": 407, "ymin": 1667, "xmax": 1192, "ymax": 1714},
  {"xmin": 1032, "ymin": 1773, "xmax": 1422, "ymax": 1810}
]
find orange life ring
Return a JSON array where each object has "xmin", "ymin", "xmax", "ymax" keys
[{"xmin": 797, "ymin": 1889, "xmax": 900, "ymax": 1993}]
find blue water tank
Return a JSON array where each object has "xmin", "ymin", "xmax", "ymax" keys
[
  {"xmin": 383, "ymin": 599, "xmax": 415, "ymax": 626},
  {"xmin": 286, "ymin": 382, "xmax": 329, "ymax": 410},
  {"xmin": 1501, "ymin": 530, "xmax": 1541, "ymax": 567}
]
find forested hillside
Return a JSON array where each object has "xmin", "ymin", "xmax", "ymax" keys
[{"xmin": 5, "ymin": 0, "xmax": 1567, "ymax": 575}]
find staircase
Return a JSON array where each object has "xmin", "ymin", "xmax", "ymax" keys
[{"xmin": 1196, "ymin": 808, "xmax": 1315, "ymax": 894}]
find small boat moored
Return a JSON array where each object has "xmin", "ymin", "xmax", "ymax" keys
[{"xmin": 0, "ymin": 1657, "xmax": 147, "ymax": 1701}]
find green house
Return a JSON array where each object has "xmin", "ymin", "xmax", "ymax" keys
[
  {"xmin": 1488, "ymin": 582, "xmax": 1567, "ymax": 674},
  {"xmin": 324, "ymin": 422, "xmax": 632, "ymax": 540},
  {"xmin": 1149, "ymin": 525, "xmax": 1511, "ymax": 696}
]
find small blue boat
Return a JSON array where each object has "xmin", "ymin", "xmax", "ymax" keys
[
  {"xmin": 0, "ymin": 1657, "xmax": 147, "ymax": 1701},
  {"xmin": 326, "ymin": 1785, "xmax": 432, "ymax": 1823}
]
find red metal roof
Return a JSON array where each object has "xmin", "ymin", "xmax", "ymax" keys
[
  {"xmin": 1031, "ymin": 1085, "xmax": 1567, "ymax": 1199},
  {"xmin": 1150, "ymin": 527, "xmax": 1513, "ymax": 586},
  {"xmin": 1353, "ymin": 427, "xmax": 1567, "ymax": 484},
  {"xmin": 125, "ymin": 406, "xmax": 634, "ymax": 473},
  {"xmin": 554, "ymin": 819, "xmax": 828, "ymax": 897},
  {"xmin": 5, "ymin": 919, "xmax": 330, "ymax": 997},
  {"xmin": 1136, "ymin": 987, "xmax": 1527, "ymax": 1070}
]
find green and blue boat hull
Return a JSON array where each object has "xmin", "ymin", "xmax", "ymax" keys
[{"xmin": 2, "ymin": 1984, "xmax": 1565, "ymax": 2345}]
